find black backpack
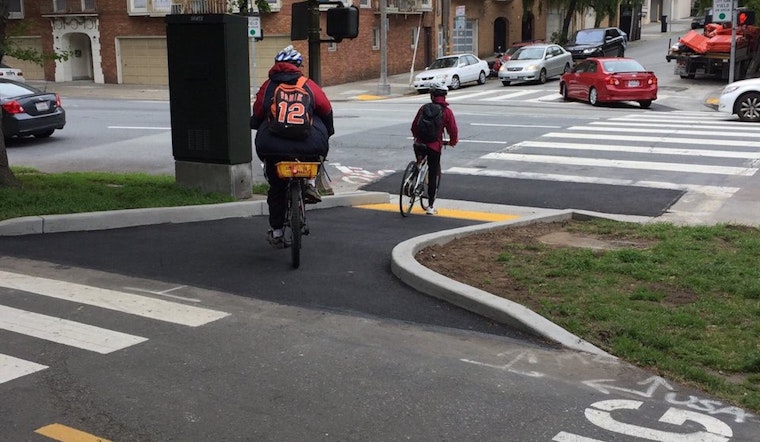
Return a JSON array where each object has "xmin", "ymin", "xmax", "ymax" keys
[{"xmin": 415, "ymin": 103, "xmax": 443, "ymax": 143}]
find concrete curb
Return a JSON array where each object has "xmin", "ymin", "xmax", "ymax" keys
[
  {"xmin": 0, "ymin": 191, "xmax": 389, "ymax": 236},
  {"xmin": 391, "ymin": 210, "xmax": 614, "ymax": 357}
]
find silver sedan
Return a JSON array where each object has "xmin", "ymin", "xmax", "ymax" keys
[{"xmin": 498, "ymin": 44, "xmax": 573, "ymax": 86}]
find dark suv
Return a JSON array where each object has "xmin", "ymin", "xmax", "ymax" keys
[{"xmin": 564, "ymin": 27, "xmax": 626, "ymax": 61}]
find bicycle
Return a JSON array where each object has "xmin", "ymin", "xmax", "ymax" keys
[
  {"xmin": 274, "ymin": 160, "xmax": 321, "ymax": 269},
  {"xmin": 398, "ymin": 143, "xmax": 441, "ymax": 217}
]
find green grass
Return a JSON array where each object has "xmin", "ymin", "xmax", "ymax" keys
[
  {"xmin": 502, "ymin": 219, "xmax": 760, "ymax": 412},
  {"xmin": 0, "ymin": 168, "xmax": 269, "ymax": 221}
]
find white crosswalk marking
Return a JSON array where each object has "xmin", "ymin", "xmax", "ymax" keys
[
  {"xmin": 0, "ymin": 270, "xmax": 231, "ymax": 385},
  {"xmin": 0, "ymin": 270, "xmax": 229, "ymax": 326},
  {"xmin": 0, "ymin": 305, "xmax": 147, "ymax": 354},
  {"xmin": 0, "ymin": 354, "xmax": 47, "ymax": 384}
]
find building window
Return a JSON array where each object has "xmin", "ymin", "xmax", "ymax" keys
[
  {"xmin": 372, "ymin": 27, "xmax": 380, "ymax": 50},
  {"xmin": 327, "ymin": 42, "xmax": 337, "ymax": 52},
  {"xmin": 151, "ymin": 0, "xmax": 172, "ymax": 14},
  {"xmin": 9, "ymin": 0, "xmax": 23, "ymax": 19},
  {"xmin": 359, "ymin": 0, "xmax": 370, "ymax": 7},
  {"xmin": 128, "ymin": 0, "xmax": 148, "ymax": 14},
  {"xmin": 53, "ymin": 0, "xmax": 66, "ymax": 12},
  {"xmin": 411, "ymin": 27, "xmax": 418, "ymax": 48},
  {"xmin": 267, "ymin": 0, "xmax": 281, "ymax": 12}
]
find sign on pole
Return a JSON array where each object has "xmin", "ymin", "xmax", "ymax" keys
[
  {"xmin": 248, "ymin": 15, "xmax": 262, "ymax": 40},
  {"xmin": 713, "ymin": 0, "xmax": 732, "ymax": 22}
]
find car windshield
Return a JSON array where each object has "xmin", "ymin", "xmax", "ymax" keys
[
  {"xmin": 602, "ymin": 59, "xmax": 646, "ymax": 72},
  {"xmin": 504, "ymin": 46, "xmax": 522, "ymax": 56},
  {"xmin": 512, "ymin": 47, "xmax": 545, "ymax": 60},
  {"xmin": 572, "ymin": 30, "xmax": 605, "ymax": 44},
  {"xmin": 0, "ymin": 82, "xmax": 35, "ymax": 98},
  {"xmin": 429, "ymin": 57, "xmax": 458, "ymax": 69}
]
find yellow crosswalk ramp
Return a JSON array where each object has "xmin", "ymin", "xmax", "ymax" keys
[
  {"xmin": 35, "ymin": 423, "xmax": 111, "ymax": 442},
  {"xmin": 355, "ymin": 203, "xmax": 520, "ymax": 222}
]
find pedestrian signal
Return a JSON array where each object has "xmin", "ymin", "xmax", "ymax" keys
[{"xmin": 738, "ymin": 10, "xmax": 755, "ymax": 26}]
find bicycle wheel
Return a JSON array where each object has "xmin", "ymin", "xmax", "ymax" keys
[
  {"xmin": 289, "ymin": 181, "xmax": 303, "ymax": 269},
  {"xmin": 399, "ymin": 161, "xmax": 418, "ymax": 217}
]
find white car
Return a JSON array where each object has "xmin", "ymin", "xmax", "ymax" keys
[
  {"xmin": 0, "ymin": 63, "xmax": 24, "ymax": 83},
  {"xmin": 413, "ymin": 54, "xmax": 489, "ymax": 93},
  {"xmin": 718, "ymin": 78, "xmax": 760, "ymax": 122},
  {"xmin": 498, "ymin": 44, "xmax": 572, "ymax": 85}
]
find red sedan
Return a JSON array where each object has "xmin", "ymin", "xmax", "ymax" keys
[{"xmin": 559, "ymin": 57, "xmax": 657, "ymax": 108}]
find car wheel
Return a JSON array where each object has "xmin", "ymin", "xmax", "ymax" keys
[
  {"xmin": 639, "ymin": 100, "xmax": 652, "ymax": 109},
  {"xmin": 617, "ymin": 47, "xmax": 625, "ymax": 57},
  {"xmin": 589, "ymin": 87, "xmax": 600, "ymax": 106},
  {"xmin": 561, "ymin": 83, "xmax": 570, "ymax": 101},
  {"xmin": 563, "ymin": 63, "xmax": 571, "ymax": 74},
  {"xmin": 33, "ymin": 130, "xmax": 54, "ymax": 138},
  {"xmin": 450, "ymin": 76, "xmax": 461, "ymax": 90},
  {"xmin": 417, "ymin": 89, "xmax": 427, "ymax": 95},
  {"xmin": 538, "ymin": 69, "xmax": 547, "ymax": 84},
  {"xmin": 477, "ymin": 71, "xmax": 487, "ymax": 85},
  {"xmin": 501, "ymin": 80, "xmax": 511, "ymax": 86},
  {"xmin": 735, "ymin": 92, "xmax": 760, "ymax": 122}
]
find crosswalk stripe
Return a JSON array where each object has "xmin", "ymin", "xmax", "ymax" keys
[
  {"xmin": 590, "ymin": 120, "xmax": 760, "ymax": 132},
  {"xmin": 481, "ymin": 152, "xmax": 757, "ymax": 175},
  {"xmin": 525, "ymin": 93, "xmax": 562, "ymax": 102},
  {"xmin": 446, "ymin": 89, "xmax": 507, "ymax": 101},
  {"xmin": 0, "ymin": 305, "xmax": 147, "ymax": 354},
  {"xmin": 543, "ymin": 132, "xmax": 760, "ymax": 148},
  {"xmin": 445, "ymin": 167, "xmax": 739, "ymax": 196},
  {"xmin": 516, "ymin": 141, "xmax": 760, "ymax": 159},
  {"xmin": 0, "ymin": 354, "xmax": 48, "ymax": 384},
  {"xmin": 481, "ymin": 90, "xmax": 537, "ymax": 101},
  {"xmin": 568, "ymin": 125, "xmax": 759, "ymax": 138},
  {"xmin": 0, "ymin": 270, "xmax": 229, "ymax": 327}
]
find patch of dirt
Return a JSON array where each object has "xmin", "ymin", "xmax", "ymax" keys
[{"xmin": 415, "ymin": 220, "xmax": 656, "ymax": 310}]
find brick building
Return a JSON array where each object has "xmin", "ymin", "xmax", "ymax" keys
[{"xmin": 6, "ymin": 0, "xmax": 555, "ymax": 88}]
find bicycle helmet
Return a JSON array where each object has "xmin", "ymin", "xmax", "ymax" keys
[
  {"xmin": 429, "ymin": 81, "xmax": 448, "ymax": 96},
  {"xmin": 274, "ymin": 45, "xmax": 303, "ymax": 67}
]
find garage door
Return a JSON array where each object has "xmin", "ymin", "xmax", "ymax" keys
[
  {"xmin": 119, "ymin": 37, "xmax": 169, "ymax": 85},
  {"xmin": 4, "ymin": 37, "xmax": 44, "ymax": 80},
  {"xmin": 250, "ymin": 35, "xmax": 293, "ymax": 90}
]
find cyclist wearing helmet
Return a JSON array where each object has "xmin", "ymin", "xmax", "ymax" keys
[
  {"xmin": 410, "ymin": 81, "xmax": 459, "ymax": 215},
  {"xmin": 251, "ymin": 45, "xmax": 335, "ymax": 248}
]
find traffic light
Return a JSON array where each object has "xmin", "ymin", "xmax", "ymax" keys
[
  {"xmin": 738, "ymin": 10, "xmax": 755, "ymax": 26},
  {"xmin": 326, "ymin": 5, "xmax": 359, "ymax": 41}
]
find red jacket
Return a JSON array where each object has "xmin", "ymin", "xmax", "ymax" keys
[
  {"xmin": 251, "ymin": 62, "xmax": 334, "ymax": 137},
  {"xmin": 411, "ymin": 95, "xmax": 458, "ymax": 153}
]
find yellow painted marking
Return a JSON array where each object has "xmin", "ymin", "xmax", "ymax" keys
[
  {"xmin": 355, "ymin": 203, "xmax": 521, "ymax": 222},
  {"xmin": 35, "ymin": 423, "xmax": 112, "ymax": 442},
  {"xmin": 705, "ymin": 97, "xmax": 719, "ymax": 105},
  {"xmin": 355, "ymin": 94, "xmax": 385, "ymax": 101}
]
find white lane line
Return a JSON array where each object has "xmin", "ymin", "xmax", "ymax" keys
[
  {"xmin": 568, "ymin": 125, "xmax": 760, "ymax": 138},
  {"xmin": 471, "ymin": 123, "xmax": 563, "ymax": 129},
  {"xmin": 526, "ymin": 93, "xmax": 562, "ymax": 102},
  {"xmin": 543, "ymin": 132, "xmax": 760, "ymax": 148},
  {"xmin": 590, "ymin": 121, "xmax": 760, "ymax": 132},
  {"xmin": 480, "ymin": 152, "xmax": 757, "ymax": 176},
  {"xmin": 0, "ymin": 271, "xmax": 229, "ymax": 327},
  {"xmin": 446, "ymin": 167, "xmax": 739, "ymax": 196},
  {"xmin": 0, "ymin": 354, "xmax": 48, "ymax": 384},
  {"xmin": 516, "ymin": 141, "xmax": 760, "ymax": 159},
  {"xmin": 0, "ymin": 305, "xmax": 147, "ymax": 354}
]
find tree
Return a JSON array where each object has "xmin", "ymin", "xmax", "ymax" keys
[{"xmin": 0, "ymin": 0, "xmax": 18, "ymax": 188}]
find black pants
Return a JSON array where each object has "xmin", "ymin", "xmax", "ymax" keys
[{"xmin": 425, "ymin": 148, "xmax": 441, "ymax": 206}]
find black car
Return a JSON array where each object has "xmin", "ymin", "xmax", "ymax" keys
[
  {"xmin": 0, "ymin": 79, "xmax": 65, "ymax": 139},
  {"xmin": 564, "ymin": 27, "xmax": 626, "ymax": 61},
  {"xmin": 691, "ymin": 8, "xmax": 713, "ymax": 29}
]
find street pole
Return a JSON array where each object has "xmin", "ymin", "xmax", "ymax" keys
[
  {"xmin": 378, "ymin": 0, "xmax": 390, "ymax": 95},
  {"xmin": 308, "ymin": 0, "xmax": 322, "ymax": 85},
  {"xmin": 729, "ymin": 0, "xmax": 737, "ymax": 83},
  {"xmin": 442, "ymin": 0, "xmax": 450, "ymax": 55}
]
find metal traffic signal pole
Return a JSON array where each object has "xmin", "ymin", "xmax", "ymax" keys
[
  {"xmin": 308, "ymin": 0, "xmax": 322, "ymax": 85},
  {"xmin": 729, "ymin": 0, "xmax": 738, "ymax": 83}
]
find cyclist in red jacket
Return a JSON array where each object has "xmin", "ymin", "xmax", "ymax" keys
[{"xmin": 411, "ymin": 82, "xmax": 459, "ymax": 215}]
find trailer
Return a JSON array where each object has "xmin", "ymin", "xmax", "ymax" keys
[{"xmin": 665, "ymin": 24, "xmax": 759, "ymax": 80}]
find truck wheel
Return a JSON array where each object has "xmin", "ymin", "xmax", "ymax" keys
[{"xmin": 735, "ymin": 92, "xmax": 760, "ymax": 122}]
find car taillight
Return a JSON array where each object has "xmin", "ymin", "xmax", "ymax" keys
[
  {"xmin": 606, "ymin": 76, "xmax": 620, "ymax": 86},
  {"xmin": 55, "ymin": 94, "xmax": 62, "ymax": 108},
  {"xmin": 647, "ymin": 77, "xmax": 657, "ymax": 85},
  {"xmin": 2, "ymin": 100, "xmax": 24, "ymax": 114}
]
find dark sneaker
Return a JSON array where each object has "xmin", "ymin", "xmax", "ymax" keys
[{"xmin": 303, "ymin": 184, "xmax": 322, "ymax": 204}]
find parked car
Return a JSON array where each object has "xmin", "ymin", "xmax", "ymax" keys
[
  {"xmin": 413, "ymin": 54, "xmax": 489, "ymax": 92},
  {"xmin": 691, "ymin": 8, "xmax": 713, "ymax": 29},
  {"xmin": 559, "ymin": 57, "xmax": 658, "ymax": 108},
  {"xmin": 0, "ymin": 79, "xmax": 66, "ymax": 139},
  {"xmin": 564, "ymin": 27, "xmax": 626, "ymax": 61},
  {"xmin": 0, "ymin": 63, "xmax": 24, "ymax": 83},
  {"xmin": 498, "ymin": 43, "xmax": 573, "ymax": 85},
  {"xmin": 717, "ymin": 77, "xmax": 760, "ymax": 122}
]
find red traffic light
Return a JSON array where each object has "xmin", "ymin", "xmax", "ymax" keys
[{"xmin": 738, "ymin": 10, "xmax": 755, "ymax": 26}]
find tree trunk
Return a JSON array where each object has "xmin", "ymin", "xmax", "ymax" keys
[
  {"xmin": 561, "ymin": 0, "xmax": 579, "ymax": 45},
  {"xmin": 0, "ymin": 113, "xmax": 20, "ymax": 188}
]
